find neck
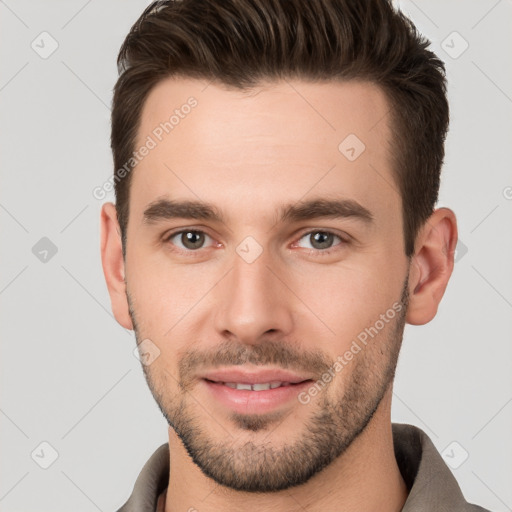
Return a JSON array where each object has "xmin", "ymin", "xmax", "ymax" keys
[{"xmin": 164, "ymin": 390, "xmax": 408, "ymax": 512}]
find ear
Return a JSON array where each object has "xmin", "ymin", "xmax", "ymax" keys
[
  {"xmin": 100, "ymin": 202, "xmax": 133, "ymax": 330},
  {"xmin": 406, "ymin": 207, "xmax": 458, "ymax": 325}
]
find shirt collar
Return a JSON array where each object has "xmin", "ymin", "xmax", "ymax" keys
[
  {"xmin": 392, "ymin": 423, "xmax": 474, "ymax": 511},
  {"xmin": 116, "ymin": 423, "xmax": 484, "ymax": 512}
]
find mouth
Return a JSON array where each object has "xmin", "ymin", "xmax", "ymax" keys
[
  {"xmin": 200, "ymin": 371, "xmax": 315, "ymax": 415},
  {"xmin": 203, "ymin": 379, "xmax": 311, "ymax": 391},
  {"xmin": 200, "ymin": 367, "xmax": 315, "ymax": 386}
]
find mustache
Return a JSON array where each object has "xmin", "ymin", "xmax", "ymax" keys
[{"xmin": 177, "ymin": 338, "xmax": 333, "ymax": 388}]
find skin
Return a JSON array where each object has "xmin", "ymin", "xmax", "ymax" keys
[{"xmin": 101, "ymin": 77, "xmax": 457, "ymax": 512}]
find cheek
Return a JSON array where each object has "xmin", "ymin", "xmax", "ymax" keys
[
  {"xmin": 127, "ymin": 252, "xmax": 216, "ymax": 334},
  {"xmin": 290, "ymin": 259, "xmax": 403, "ymax": 346}
]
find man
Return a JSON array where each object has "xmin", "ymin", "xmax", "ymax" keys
[{"xmin": 100, "ymin": 0, "xmax": 491, "ymax": 510}]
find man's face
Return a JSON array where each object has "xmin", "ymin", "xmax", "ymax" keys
[{"xmin": 123, "ymin": 78, "xmax": 411, "ymax": 492}]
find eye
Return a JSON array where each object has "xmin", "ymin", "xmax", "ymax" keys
[
  {"xmin": 165, "ymin": 230, "xmax": 215, "ymax": 251},
  {"xmin": 295, "ymin": 230, "xmax": 347, "ymax": 254}
]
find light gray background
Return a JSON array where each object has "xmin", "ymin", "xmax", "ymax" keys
[{"xmin": 1, "ymin": 1, "xmax": 511, "ymax": 511}]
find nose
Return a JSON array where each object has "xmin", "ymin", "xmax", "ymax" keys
[{"xmin": 213, "ymin": 246, "xmax": 294, "ymax": 344}]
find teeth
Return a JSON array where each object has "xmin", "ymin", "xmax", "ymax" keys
[
  {"xmin": 223, "ymin": 382, "xmax": 288, "ymax": 391},
  {"xmin": 253, "ymin": 383, "xmax": 271, "ymax": 391},
  {"xmin": 235, "ymin": 383, "xmax": 252, "ymax": 390}
]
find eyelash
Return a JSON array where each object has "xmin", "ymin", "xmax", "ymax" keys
[
  {"xmin": 163, "ymin": 229, "xmax": 349, "ymax": 257},
  {"xmin": 292, "ymin": 230, "xmax": 349, "ymax": 256}
]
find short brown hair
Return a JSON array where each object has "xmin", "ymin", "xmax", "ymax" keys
[{"xmin": 111, "ymin": 0, "xmax": 449, "ymax": 257}]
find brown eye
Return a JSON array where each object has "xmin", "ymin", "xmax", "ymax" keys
[{"xmin": 167, "ymin": 230, "xmax": 212, "ymax": 251}]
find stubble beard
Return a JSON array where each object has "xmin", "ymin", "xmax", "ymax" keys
[{"xmin": 128, "ymin": 276, "xmax": 409, "ymax": 492}]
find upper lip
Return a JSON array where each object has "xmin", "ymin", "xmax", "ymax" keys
[{"xmin": 201, "ymin": 367, "xmax": 314, "ymax": 384}]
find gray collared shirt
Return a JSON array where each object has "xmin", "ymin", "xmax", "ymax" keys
[{"xmin": 116, "ymin": 423, "xmax": 491, "ymax": 511}]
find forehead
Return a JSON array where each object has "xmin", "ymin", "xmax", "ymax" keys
[
  {"xmin": 130, "ymin": 76, "xmax": 397, "ymax": 225},
  {"xmin": 137, "ymin": 77, "xmax": 391, "ymax": 148}
]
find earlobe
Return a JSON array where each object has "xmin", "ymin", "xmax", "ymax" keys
[
  {"xmin": 100, "ymin": 202, "xmax": 133, "ymax": 330},
  {"xmin": 405, "ymin": 208, "xmax": 458, "ymax": 326}
]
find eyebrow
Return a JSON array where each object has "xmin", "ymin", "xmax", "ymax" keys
[{"xmin": 142, "ymin": 197, "xmax": 374, "ymax": 226}]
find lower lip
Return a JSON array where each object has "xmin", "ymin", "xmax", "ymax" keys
[{"xmin": 201, "ymin": 379, "xmax": 313, "ymax": 415}]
